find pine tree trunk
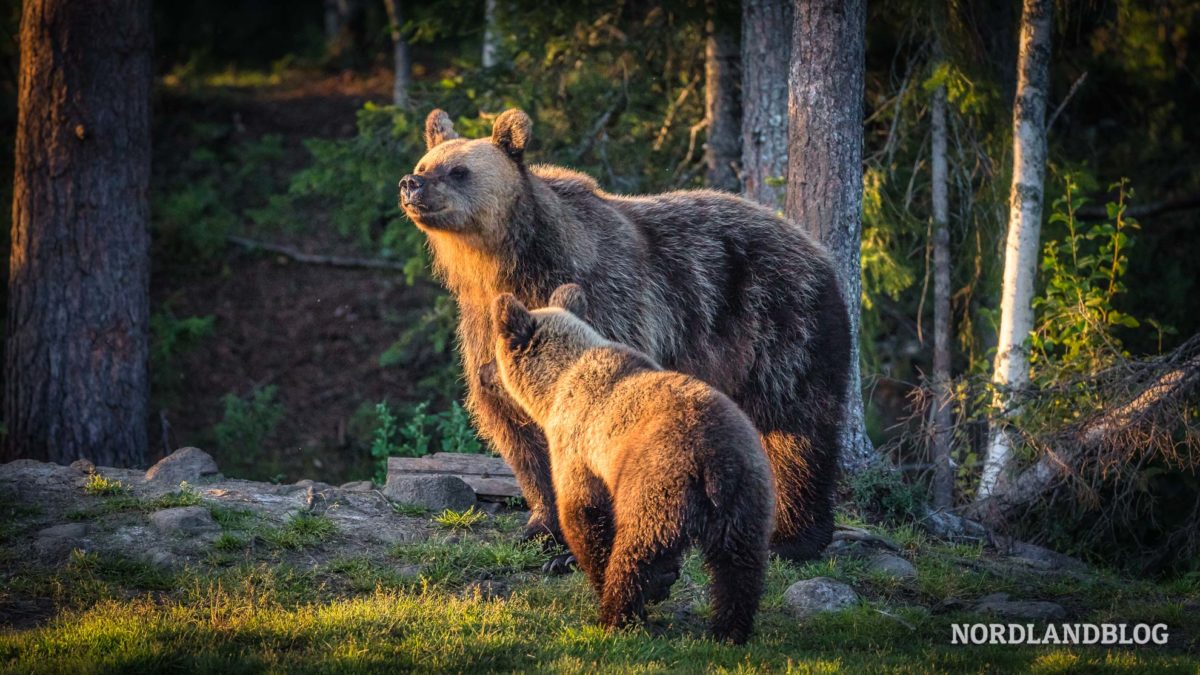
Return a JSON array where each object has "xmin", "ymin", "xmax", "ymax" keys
[
  {"xmin": 5, "ymin": 0, "xmax": 152, "ymax": 467},
  {"xmin": 482, "ymin": 0, "xmax": 500, "ymax": 69},
  {"xmin": 382, "ymin": 0, "xmax": 410, "ymax": 107},
  {"xmin": 930, "ymin": 62, "xmax": 955, "ymax": 510},
  {"xmin": 740, "ymin": 0, "xmax": 791, "ymax": 208},
  {"xmin": 786, "ymin": 0, "xmax": 871, "ymax": 469},
  {"xmin": 978, "ymin": 0, "xmax": 1053, "ymax": 500},
  {"xmin": 704, "ymin": 0, "xmax": 741, "ymax": 192}
]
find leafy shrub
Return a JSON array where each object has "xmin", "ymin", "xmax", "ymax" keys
[
  {"xmin": 214, "ymin": 386, "xmax": 285, "ymax": 461},
  {"xmin": 369, "ymin": 400, "xmax": 485, "ymax": 483},
  {"xmin": 150, "ymin": 310, "xmax": 214, "ymax": 394},
  {"xmin": 847, "ymin": 465, "xmax": 925, "ymax": 525}
]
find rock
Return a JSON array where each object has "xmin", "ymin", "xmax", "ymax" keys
[
  {"xmin": 34, "ymin": 523, "xmax": 91, "ymax": 558},
  {"xmin": 150, "ymin": 506, "xmax": 220, "ymax": 535},
  {"xmin": 339, "ymin": 481, "xmax": 374, "ymax": 492},
  {"xmin": 783, "ymin": 577, "xmax": 860, "ymax": 619},
  {"xmin": 147, "ymin": 549, "xmax": 180, "ymax": 568},
  {"xmin": 920, "ymin": 509, "xmax": 989, "ymax": 541},
  {"xmin": 866, "ymin": 552, "xmax": 917, "ymax": 580},
  {"xmin": 294, "ymin": 479, "xmax": 336, "ymax": 492},
  {"xmin": 69, "ymin": 459, "xmax": 96, "ymax": 474},
  {"xmin": 382, "ymin": 475, "xmax": 475, "ymax": 511},
  {"xmin": 145, "ymin": 447, "xmax": 220, "ymax": 485},
  {"xmin": 974, "ymin": 595, "xmax": 1067, "ymax": 621}
]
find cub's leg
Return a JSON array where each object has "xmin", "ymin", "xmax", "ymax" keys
[
  {"xmin": 703, "ymin": 524, "xmax": 769, "ymax": 644},
  {"xmin": 598, "ymin": 486, "xmax": 686, "ymax": 630},
  {"xmin": 554, "ymin": 460, "xmax": 614, "ymax": 596},
  {"xmin": 467, "ymin": 375, "xmax": 561, "ymax": 545}
]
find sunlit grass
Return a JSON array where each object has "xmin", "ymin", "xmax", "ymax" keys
[
  {"xmin": 432, "ymin": 505, "xmax": 488, "ymax": 531},
  {"xmin": 82, "ymin": 473, "xmax": 124, "ymax": 496}
]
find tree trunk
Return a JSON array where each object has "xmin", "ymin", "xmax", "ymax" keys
[
  {"xmin": 740, "ymin": 0, "xmax": 791, "ymax": 208},
  {"xmin": 482, "ymin": 0, "xmax": 500, "ymax": 69},
  {"xmin": 930, "ymin": 52, "xmax": 954, "ymax": 509},
  {"xmin": 5, "ymin": 0, "xmax": 152, "ymax": 467},
  {"xmin": 382, "ymin": 0, "xmax": 410, "ymax": 107},
  {"xmin": 786, "ymin": 0, "xmax": 871, "ymax": 468},
  {"xmin": 703, "ymin": 0, "xmax": 740, "ymax": 192},
  {"xmin": 977, "ymin": 0, "xmax": 1053, "ymax": 500}
]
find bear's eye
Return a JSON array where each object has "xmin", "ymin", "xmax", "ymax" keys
[
  {"xmin": 416, "ymin": 164, "xmax": 425, "ymax": 174},
  {"xmin": 448, "ymin": 166, "xmax": 470, "ymax": 180}
]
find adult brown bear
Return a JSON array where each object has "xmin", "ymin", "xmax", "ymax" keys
[{"xmin": 399, "ymin": 108, "xmax": 849, "ymax": 562}]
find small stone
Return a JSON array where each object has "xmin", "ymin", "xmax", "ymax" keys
[
  {"xmin": 145, "ymin": 447, "xmax": 220, "ymax": 485},
  {"xmin": 147, "ymin": 549, "xmax": 180, "ymax": 568},
  {"xmin": 70, "ymin": 459, "xmax": 96, "ymax": 474},
  {"xmin": 34, "ymin": 522, "xmax": 91, "ymax": 558},
  {"xmin": 150, "ymin": 506, "xmax": 220, "ymax": 535},
  {"xmin": 382, "ymin": 475, "xmax": 476, "ymax": 511},
  {"xmin": 866, "ymin": 552, "xmax": 917, "ymax": 581},
  {"xmin": 783, "ymin": 577, "xmax": 860, "ymax": 619},
  {"xmin": 294, "ymin": 479, "xmax": 336, "ymax": 491},
  {"xmin": 974, "ymin": 597, "xmax": 1067, "ymax": 621},
  {"xmin": 339, "ymin": 481, "xmax": 374, "ymax": 492}
]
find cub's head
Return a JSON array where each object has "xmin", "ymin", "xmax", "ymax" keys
[
  {"xmin": 398, "ymin": 108, "xmax": 533, "ymax": 243},
  {"xmin": 491, "ymin": 284, "xmax": 602, "ymax": 422}
]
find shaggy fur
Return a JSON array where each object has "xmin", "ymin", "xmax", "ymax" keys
[
  {"xmin": 399, "ymin": 108, "xmax": 850, "ymax": 562},
  {"xmin": 492, "ymin": 285, "xmax": 774, "ymax": 644}
]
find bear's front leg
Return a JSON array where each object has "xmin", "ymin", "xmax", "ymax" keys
[{"xmin": 467, "ymin": 373, "xmax": 563, "ymax": 546}]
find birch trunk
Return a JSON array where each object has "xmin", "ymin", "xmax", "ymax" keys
[
  {"xmin": 930, "ymin": 63, "xmax": 954, "ymax": 509},
  {"xmin": 482, "ymin": 0, "xmax": 500, "ymax": 69},
  {"xmin": 977, "ymin": 0, "xmax": 1053, "ymax": 500},
  {"xmin": 704, "ymin": 0, "xmax": 741, "ymax": 192},
  {"xmin": 5, "ymin": 0, "xmax": 152, "ymax": 467},
  {"xmin": 382, "ymin": 0, "xmax": 410, "ymax": 107},
  {"xmin": 740, "ymin": 0, "xmax": 791, "ymax": 208},
  {"xmin": 786, "ymin": 0, "xmax": 872, "ymax": 469}
]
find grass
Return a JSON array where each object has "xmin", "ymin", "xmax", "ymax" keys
[
  {"xmin": 82, "ymin": 473, "xmax": 125, "ymax": 496},
  {"xmin": 257, "ymin": 513, "xmax": 337, "ymax": 550},
  {"xmin": 431, "ymin": 505, "xmax": 488, "ymax": 530},
  {"xmin": 66, "ymin": 487, "xmax": 204, "ymax": 520},
  {"xmin": 390, "ymin": 502, "xmax": 428, "ymax": 517}
]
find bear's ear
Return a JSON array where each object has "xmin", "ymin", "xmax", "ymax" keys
[
  {"xmin": 491, "ymin": 109, "xmax": 533, "ymax": 163},
  {"xmin": 492, "ymin": 293, "xmax": 535, "ymax": 351},
  {"xmin": 425, "ymin": 109, "xmax": 459, "ymax": 150},
  {"xmin": 548, "ymin": 283, "xmax": 587, "ymax": 317}
]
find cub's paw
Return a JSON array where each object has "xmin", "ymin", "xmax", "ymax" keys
[{"xmin": 541, "ymin": 553, "xmax": 578, "ymax": 575}]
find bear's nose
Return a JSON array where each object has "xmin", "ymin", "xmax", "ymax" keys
[{"xmin": 398, "ymin": 174, "xmax": 426, "ymax": 200}]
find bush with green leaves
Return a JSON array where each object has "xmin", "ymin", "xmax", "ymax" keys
[
  {"xmin": 150, "ymin": 310, "xmax": 214, "ymax": 395},
  {"xmin": 847, "ymin": 464, "xmax": 926, "ymax": 526},
  {"xmin": 213, "ymin": 386, "xmax": 285, "ymax": 463},
  {"xmin": 369, "ymin": 400, "xmax": 485, "ymax": 483}
]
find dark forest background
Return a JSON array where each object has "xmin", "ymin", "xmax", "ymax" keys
[{"xmin": 2, "ymin": 0, "xmax": 1199, "ymax": 573}]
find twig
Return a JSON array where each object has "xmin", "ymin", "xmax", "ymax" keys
[
  {"xmin": 1047, "ymin": 71, "xmax": 1087, "ymax": 130},
  {"xmin": 227, "ymin": 236, "xmax": 410, "ymax": 272}
]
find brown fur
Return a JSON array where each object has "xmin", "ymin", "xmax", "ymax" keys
[
  {"xmin": 492, "ymin": 285, "xmax": 774, "ymax": 644},
  {"xmin": 399, "ymin": 108, "xmax": 850, "ymax": 563}
]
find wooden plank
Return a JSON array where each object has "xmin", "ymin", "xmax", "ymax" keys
[
  {"xmin": 459, "ymin": 476, "xmax": 523, "ymax": 500},
  {"xmin": 388, "ymin": 453, "xmax": 514, "ymax": 478}
]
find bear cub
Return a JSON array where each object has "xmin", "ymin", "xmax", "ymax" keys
[{"xmin": 492, "ymin": 283, "xmax": 775, "ymax": 644}]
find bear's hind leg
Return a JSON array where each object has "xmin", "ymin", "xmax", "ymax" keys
[
  {"xmin": 555, "ymin": 463, "xmax": 614, "ymax": 596},
  {"xmin": 758, "ymin": 426, "xmax": 837, "ymax": 562},
  {"xmin": 598, "ymin": 499, "xmax": 685, "ymax": 631},
  {"xmin": 703, "ymin": 531, "xmax": 769, "ymax": 644}
]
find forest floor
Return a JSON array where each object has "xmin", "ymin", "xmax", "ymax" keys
[
  {"xmin": 1, "ymin": 459, "xmax": 1198, "ymax": 672},
  {"xmin": 150, "ymin": 68, "xmax": 445, "ymax": 484}
]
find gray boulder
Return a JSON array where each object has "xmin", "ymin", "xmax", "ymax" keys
[
  {"xmin": 783, "ymin": 577, "xmax": 860, "ymax": 619},
  {"xmin": 145, "ymin": 447, "xmax": 220, "ymax": 485},
  {"xmin": 34, "ymin": 522, "xmax": 91, "ymax": 558},
  {"xmin": 339, "ymin": 481, "xmax": 374, "ymax": 492},
  {"xmin": 382, "ymin": 475, "xmax": 475, "ymax": 511},
  {"xmin": 150, "ymin": 506, "xmax": 220, "ymax": 535},
  {"xmin": 866, "ymin": 552, "xmax": 918, "ymax": 581}
]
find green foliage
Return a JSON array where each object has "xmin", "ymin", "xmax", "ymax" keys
[
  {"xmin": 846, "ymin": 465, "xmax": 926, "ymax": 525},
  {"xmin": 258, "ymin": 513, "xmax": 336, "ymax": 550},
  {"xmin": 379, "ymin": 294, "xmax": 463, "ymax": 402},
  {"xmin": 213, "ymin": 386, "xmax": 285, "ymax": 462},
  {"xmin": 369, "ymin": 400, "xmax": 485, "ymax": 483},
  {"xmin": 83, "ymin": 474, "xmax": 125, "ymax": 497},
  {"xmin": 150, "ymin": 310, "xmax": 214, "ymax": 394},
  {"xmin": 252, "ymin": 104, "xmax": 427, "ymax": 277},
  {"xmin": 431, "ymin": 505, "xmax": 488, "ymax": 531},
  {"xmin": 391, "ymin": 502, "xmax": 428, "ymax": 517}
]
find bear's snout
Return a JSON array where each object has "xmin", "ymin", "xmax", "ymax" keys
[{"xmin": 398, "ymin": 174, "xmax": 426, "ymax": 204}]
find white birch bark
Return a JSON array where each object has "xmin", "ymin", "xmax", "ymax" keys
[
  {"xmin": 977, "ymin": 0, "xmax": 1053, "ymax": 500},
  {"xmin": 482, "ymin": 0, "xmax": 500, "ymax": 69}
]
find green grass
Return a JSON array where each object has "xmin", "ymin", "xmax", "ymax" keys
[
  {"xmin": 67, "ymin": 487, "xmax": 205, "ymax": 520},
  {"xmin": 390, "ymin": 502, "xmax": 428, "ymax": 517},
  {"xmin": 257, "ymin": 513, "xmax": 337, "ymax": 550},
  {"xmin": 431, "ymin": 505, "xmax": 488, "ymax": 531},
  {"xmin": 390, "ymin": 537, "xmax": 545, "ymax": 584}
]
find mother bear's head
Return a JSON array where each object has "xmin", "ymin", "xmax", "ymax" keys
[{"xmin": 398, "ymin": 108, "xmax": 532, "ymax": 244}]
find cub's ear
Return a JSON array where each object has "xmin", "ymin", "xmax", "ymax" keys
[
  {"xmin": 492, "ymin": 293, "xmax": 535, "ymax": 351},
  {"xmin": 425, "ymin": 109, "xmax": 459, "ymax": 150},
  {"xmin": 548, "ymin": 283, "xmax": 587, "ymax": 317},
  {"xmin": 491, "ymin": 109, "xmax": 533, "ymax": 163}
]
